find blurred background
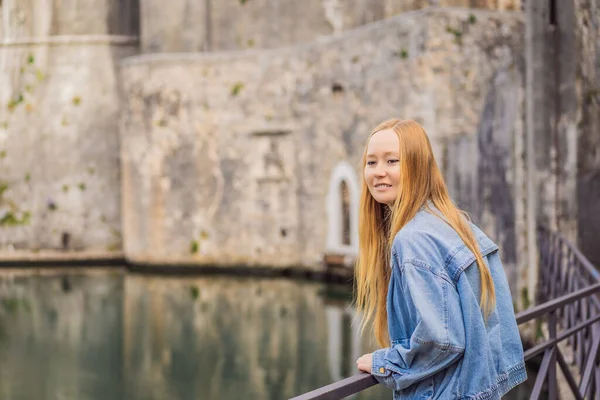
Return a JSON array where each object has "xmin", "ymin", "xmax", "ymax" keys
[{"xmin": 0, "ymin": 0, "xmax": 598, "ymax": 399}]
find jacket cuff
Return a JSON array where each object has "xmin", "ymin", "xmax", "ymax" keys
[{"xmin": 371, "ymin": 348, "xmax": 393, "ymax": 377}]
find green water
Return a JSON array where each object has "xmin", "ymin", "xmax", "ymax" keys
[{"xmin": 0, "ymin": 270, "xmax": 533, "ymax": 400}]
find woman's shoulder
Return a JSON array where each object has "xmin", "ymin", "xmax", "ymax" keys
[
  {"xmin": 392, "ymin": 209, "xmax": 498, "ymax": 272},
  {"xmin": 392, "ymin": 211, "xmax": 456, "ymax": 267},
  {"xmin": 393, "ymin": 208, "xmax": 453, "ymax": 243}
]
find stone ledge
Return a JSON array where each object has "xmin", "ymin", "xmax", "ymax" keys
[
  {"xmin": 0, "ymin": 35, "xmax": 139, "ymax": 47},
  {"xmin": 0, "ymin": 250, "xmax": 124, "ymax": 263}
]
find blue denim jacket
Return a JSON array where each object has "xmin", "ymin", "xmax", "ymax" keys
[{"xmin": 371, "ymin": 208, "xmax": 526, "ymax": 399}]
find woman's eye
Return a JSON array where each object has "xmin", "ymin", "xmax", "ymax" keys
[
  {"xmin": 366, "ymin": 161, "xmax": 376, "ymax": 166},
  {"xmin": 388, "ymin": 159, "xmax": 399, "ymax": 164}
]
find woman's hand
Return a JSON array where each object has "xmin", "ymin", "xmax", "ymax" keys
[{"xmin": 356, "ymin": 353, "xmax": 373, "ymax": 373}]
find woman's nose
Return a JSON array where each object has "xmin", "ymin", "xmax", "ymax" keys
[{"xmin": 374, "ymin": 165, "xmax": 387, "ymax": 177}]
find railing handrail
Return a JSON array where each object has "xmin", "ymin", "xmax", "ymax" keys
[
  {"xmin": 515, "ymin": 282, "xmax": 600, "ymax": 324},
  {"xmin": 289, "ymin": 373, "xmax": 378, "ymax": 400},
  {"xmin": 538, "ymin": 226, "xmax": 600, "ymax": 281}
]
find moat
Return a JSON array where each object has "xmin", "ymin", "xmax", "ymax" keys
[{"xmin": 0, "ymin": 269, "xmax": 535, "ymax": 400}]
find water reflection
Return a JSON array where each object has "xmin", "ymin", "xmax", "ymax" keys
[
  {"xmin": 0, "ymin": 271, "xmax": 124, "ymax": 400},
  {"xmin": 0, "ymin": 271, "xmax": 388, "ymax": 400},
  {"xmin": 0, "ymin": 270, "xmax": 532, "ymax": 400}
]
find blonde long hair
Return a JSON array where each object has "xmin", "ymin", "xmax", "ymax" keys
[{"xmin": 354, "ymin": 119, "xmax": 496, "ymax": 347}]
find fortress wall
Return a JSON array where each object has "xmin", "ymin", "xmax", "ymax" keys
[
  {"xmin": 120, "ymin": 7, "xmax": 525, "ymax": 279},
  {"xmin": 575, "ymin": 0, "xmax": 600, "ymax": 266},
  {"xmin": 0, "ymin": 0, "xmax": 138, "ymax": 255}
]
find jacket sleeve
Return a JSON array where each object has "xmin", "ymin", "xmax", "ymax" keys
[{"xmin": 370, "ymin": 261, "xmax": 466, "ymax": 391}]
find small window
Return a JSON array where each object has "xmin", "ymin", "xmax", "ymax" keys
[
  {"xmin": 549, "ymin": 0, "xmax": 557, "ymax": 26},
  {"xmin": 326, "ymin": 161, "xmax": 359, "ymax": 255}
]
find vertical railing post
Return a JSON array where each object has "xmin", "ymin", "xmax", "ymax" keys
[
  {"xmin": 549, "ymin": 234, "xmax": 557, "ymax": 298},
  {"xmin": 549, "ymin": 311, "xmax": 558, "ymax": 400}
]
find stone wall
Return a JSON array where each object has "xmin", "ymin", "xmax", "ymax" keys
[
  {"xmin": 0, "ymin": 0, "xmax": 528, "ymax": 289},
  {"xmin": 0, "ymin": 0, "xmax": 138, "ymax": 254},
  {"xmin": 523, "ymin": 0, "xmax": 599, "ymax": 271},
  {"xmin": 120, "ymin": 7, "xmax": 525, "ymax": 287},
  {"xmin": 2, "ymin": 0, "xmax": 596, "ymax": 302},
  {"xmin": 575, "ymin": 0, "xmax": 600, "ymax": 266}
]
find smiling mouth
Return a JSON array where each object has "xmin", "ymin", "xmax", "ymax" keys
[{"xmin": 375, "ymin": 184, "xmax": 392, "ymax": 188}]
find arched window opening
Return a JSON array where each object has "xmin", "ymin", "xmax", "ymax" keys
[
  {"xmin": 326, "ymin": 160, "xmax": 359, "ymax": 256},
  {"xmin": 340, "ymin": 180, "xmax": 351, "ymax": 246}
]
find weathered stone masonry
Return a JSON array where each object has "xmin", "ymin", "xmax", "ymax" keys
[
  {"xmin": 120, "ymin": 8, "xmax": 526, "ymax": 281},
  {"xmin": 0, "ymin": 0, "xmax": 598, "ymax": 307},
  {"xmin": 0, "ymin": 0, "xmax": 138, "ymax": 254}
]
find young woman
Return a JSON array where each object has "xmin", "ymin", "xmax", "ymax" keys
[{"xmin": 354, "ymin": 119, "xmax": 526, "ymax": 399}]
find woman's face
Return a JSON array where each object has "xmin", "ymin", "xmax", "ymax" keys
[{"xmin": 364, "ymin": 129, "xmax": 401, "ymax": 205}]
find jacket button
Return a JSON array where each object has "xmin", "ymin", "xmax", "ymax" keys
[{"xmin": 379, "ymin": 367, "xmax": 385, "ymax": 374}]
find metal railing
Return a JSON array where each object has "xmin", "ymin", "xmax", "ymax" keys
[
  {"xmin": 290, "ymin": 227, "xmax": 600, "ymax": 400},
  {"xmin": 531, "ymin": 226, "xmax": 600, "ymax": 399}
]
